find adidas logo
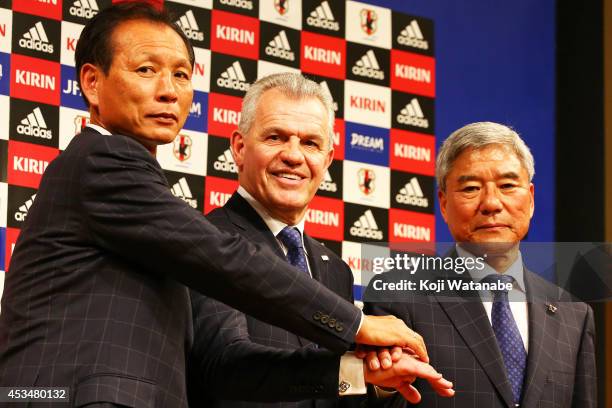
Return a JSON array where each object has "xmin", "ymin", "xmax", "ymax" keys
[
  {"xmin": 352, "ymin": 50, "xmax": 384, "ymax": 80},
  {"xmin": 14, "ymin": 194, "xmax": 36, "ymax": 222},
  {"xmin": 216, "ymin": 61, "xmax": 250, "ymax": 91},
  {"xmin": 19, "ymin": 22, "xmax": 54, "ymax": 54},
  {"xmin": 69, "ymin": 0, "xmax": 99, "ymax": 19},
  {"xmin": 396, "ymin": 177, "xmax": 429, "ymax": 207},
  {"xmin": 171, "ymin": 177, "xmax": 197, "ymax": 208},
  {"xmin": 319, "ymin": 81, "xmax": 338, "ymax": 112},
  {"xmin": 17, "ymin": 107, "xmax": 52, "ymax": 139},
  {"xmin": 397, "ymin": 20, "xmax": 429, "ymax": 50},
  {"xmin": 176, "ymin": 10, "xmax": 204, "ymax": 42},
  {"xmin": 219, "ymin": 0, "xmax": 254, "ymax": 10},
  {"xmin": 318, "ymin": 170, "xmax": 337, "ymax": 192},
  {"xmin": 264, "ymin": 30, "xmax": 295, "ymax": 61},
  {"xmin": 213, "ymin": 149, "xmax": 238, "ymax": 173},
  {"xmin": 396, "ymin": 98, "xmax": 429, "ymax": 128},
  {"xmin": 350, "ymin": 209, "xmax": 383, "ymax": 240},
  {"xmin": 306, "ymin": 1, "xmax": 339, "ymax": 31}
]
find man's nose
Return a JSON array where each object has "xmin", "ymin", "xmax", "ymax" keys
[
  {"xmin": 480, "ymin": 185, "xmax": 503, "ymax": 214},
  {"xmin": 279, "ymin": 137, "xmax": 305, "ymax": 165},
  {"xmin": 156, "ymin": 72, "xmax": 178, "ymax": 103}
]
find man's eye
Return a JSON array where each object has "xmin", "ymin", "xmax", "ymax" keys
[
  {"xmin": 304, "ymin": 140, "xmax": 319, "ymax": 148},
  {"xmin": 137, "ymin": 66, "xmax": 154, "ymax": 74},
  {"xmin": 175, "ymin": 71, "xmax": 190, "ymax": 80},
  {"xmin": 462, "ymin": 186, "xmax": 479, "ymax": 193},
  {"xmin": 500, "ymin": 183, "xmax": 517, "ymax": 190}
]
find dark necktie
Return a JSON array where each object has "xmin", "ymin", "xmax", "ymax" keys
[
  {"xmin": 277, "ymin": 226, "xmax": 309, "ymax": 275},
  {"xmin": 485, "ymin": 274, "xmax": 527, "ymax": 405}
]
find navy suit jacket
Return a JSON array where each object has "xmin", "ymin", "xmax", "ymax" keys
[
  {"xmin": 0, "ymin": 129, "xmax": 361, "ymax": 408},
  {"xmin": 188, "ymin": 193, "xmax": 361, "ymax": 408},
  {"xmin": 364, "ymin": 263, "xmax": 596, "ymax": 408}
]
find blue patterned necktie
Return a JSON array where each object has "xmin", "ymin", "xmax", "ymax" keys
[
  {"xmin": 277, "ymin": 226, "xmax": 309, "ymax": 275},
  {"xmin": 485, "ymin": 274, "xmax": 527, "ymax": 405}
]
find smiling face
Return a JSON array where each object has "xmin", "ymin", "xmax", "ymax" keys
[
  {"xmin": 80, "ymin": 19, "xmax": 193, "ymax": 151},
  {"xmin": 438, "ymin": 144, "xmax": 534, "ymax": 247},
  {"xmin": 231, "ymin": 89, "xmax": 334, "ymax": 225}
]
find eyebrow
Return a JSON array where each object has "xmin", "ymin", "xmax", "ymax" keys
[{"xmin": 457, "ymin": 172, "xmax": 521, "ymax": 183}]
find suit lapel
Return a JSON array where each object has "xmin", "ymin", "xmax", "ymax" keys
[
  {"xmin": 520, "ymin": 270, "xmax": 561, "ymax": 407},
  {"xmin": 223, "ymin": 193, "xmax": 285, "ymax": 259},
  {"xmin": 304, "ymin": 235, "xmax": 326, "ymax": 283},
  {"xmin": 225, "ymin": 193, "xmax": 316, "ymax": 348},
  {"xmin": 433, "ymin": 276, "xmax": 515, "ymax": 408}
]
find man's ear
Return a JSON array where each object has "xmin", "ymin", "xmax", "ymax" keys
[
  {"xmin": 438, "ymin": 189, "xmax": 449, "ymax": 223},
  {"xmin": 230, "ymin": 130, "xmax": 245, "ymax": 170},
  {"xmin": 80, "ymin": 63, "xmax": 101, "ymax": 108}
]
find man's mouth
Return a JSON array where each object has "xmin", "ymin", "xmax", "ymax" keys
[{"xmin": 147, "ymin": 112, "xmax": 178, "ymax": 122}]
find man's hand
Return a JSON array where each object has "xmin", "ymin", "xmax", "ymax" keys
[
  {"xmin": 363, "ymin": 353, "xmax": 454, "ymax": 404},
  {"xmin": 356, "ymin": 315, "xmax": 429, "ymax": 362}
]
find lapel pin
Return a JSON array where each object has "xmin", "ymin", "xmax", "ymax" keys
[
  {"xmin": 547, "ymin": 303, "xmax": 557, "ymax": 314},
  {"xmin": 321, "ymin": 255, "xmax": 329, "ymax": 261}
]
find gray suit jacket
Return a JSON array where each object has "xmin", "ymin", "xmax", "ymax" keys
[
  {"xmin": 188, "ymin": 193, "xmax": 360, "ymax": 408},
  {"xmin": 364, "ymin": 264, "xmax": 596, "ymax": 408},
  {"xmin": 0, "ymin": 129, "xmax": 361, "ymax": 408}
]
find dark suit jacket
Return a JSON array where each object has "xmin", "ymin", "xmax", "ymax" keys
[
  {"xmin": 0, "ymin": 129, "xmax": 361, "ymax": 408},
  {"xmin": 364, "ymin": 264, "xmax": 596, "ymax": 408},
  {"xmin": 188, "ymin": 193, "xmax": 359, "ymax": 408}
]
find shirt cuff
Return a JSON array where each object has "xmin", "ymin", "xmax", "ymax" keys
[{"xmin": 338, "ymin": 351, "xmax": 366, "ymax": 395}]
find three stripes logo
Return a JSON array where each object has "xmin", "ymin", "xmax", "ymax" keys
[
  {"xmin": 395, "ymin": 177, "xmax": 428, "ymax": 207},
  {"xmin": 213, "ymin": 149, "xmax": 237, "ymax": 173},
  {"xmin": 396, "ymin": 98, "xmax": 429, "ymax": 129},
  {"xmin": 19, "ymin": 22, "xmax": 54, "ymax": 54},
  {"xmin": 176, "ymin": 10, "xmax": 204, "ymax": 42},
  {"xmin": 217, "ymin": 61, "xmax": 250, "ymax": 92},
  {"xmin": 352, "ymin": 50, "xmax": 384, "ymax": 80},
  {"xmin": 14, "ymin": 194, "xmax": 36, "ymax": 222},
  {"xmin": 17, "ymin": 107, "xmax": 52, "ymax": 139},
  {"xmin": 171, "ymin": 177, "xmax": 197, "ymax": 208},
  {"xmin": 318, "ymin": 170, "xmax": 337, "ymax": 192},
  {"xmin": 69, "ymin": 0, "xmax": 99, "ymax": 19},
  {"xmin": 265, "ymin": 30, "xmax": 295, "ymax": 61},
  {"xmin": 306, "ymin": 1, "xmax": 339, "ymax": 32},
  {"xmin": 350, "ymin": 209, "xmax": 383, "ymax": 240},
  {"xmin": 397, "ymin": 20, "xmax": 429, "ymax": 50}
]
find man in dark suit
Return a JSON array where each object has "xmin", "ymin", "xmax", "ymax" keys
[
  {"xmin": 365, "ymin": 122, "xmax": 596, "ymax": 408},
  {"xmin": 187, "ymin": 73, "xmax": 454, "ymax": 408},
  {"xmin": 0, "ymin": 4, "xmax": 429, "ymax": 407}
]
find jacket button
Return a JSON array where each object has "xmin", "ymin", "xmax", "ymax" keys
[
  {"xmin": 313, "ymin": 311, "xmax": 322, "ymax": 321},
  {"xmin": 335, "ymin": 323, "xmax": 344, "ymax": 332},
  {"xmin": 328, "ymin": 318, "xmax": 336, "ymax": 328},
  {"xmin": 320, "ymin": 314, "xmax": 329, "ymax": 324}
]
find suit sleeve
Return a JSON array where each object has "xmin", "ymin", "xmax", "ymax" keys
[
  {"xmin": 188, "ymin": 291, "xmax": 341, "ymax": 403},
  {"xmin": 571, "ymin": 304, "xmax": 597, "ymax": 408},
  {"xmin": 78, "ymin": 135, "xmax": 360, "ymax": 353}
]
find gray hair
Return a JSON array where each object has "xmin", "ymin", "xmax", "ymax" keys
[
  {"xmin": 238, "ymin": 73, "xmax": 336, "ymax": 148},
  {"xmin": 436, "ymin": 122, "xmax": 535, "ymax": 192}
]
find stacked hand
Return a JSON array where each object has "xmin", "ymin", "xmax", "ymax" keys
[{"xmin": 356, "ymin": 315, "xmax": 455, "ymax": 403}]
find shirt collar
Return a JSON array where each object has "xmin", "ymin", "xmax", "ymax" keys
[
  {"xmin": 455, "ymin": 244, "xmax": 526, "ymax": 293},
  {"xmin": 86, "ymin": 124, "xmax": 112, "ymax": 136},
  {"xmin": 236, "ymin": 186, "xmax": 306, "ymax": 241}
]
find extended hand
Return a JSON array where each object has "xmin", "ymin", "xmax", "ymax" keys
[
  {"xmin": 363, "ymin": 353, "xmax": 454, "ymax": 404},
  {"xmin": 356, "ymin": 315, "xmax": 429, "ymax": 362}
]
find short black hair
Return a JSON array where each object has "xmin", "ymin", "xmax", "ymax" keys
[{"xmin": 74, "ymin": 1, "xmax": 195, "ymax": 107}]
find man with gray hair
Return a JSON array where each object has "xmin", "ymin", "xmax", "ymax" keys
[
  {"xmin": 365, "ymin": 122, "xmax": 596, "ymax": 408},
  {"xmin": 187, "ymin": 73, "xmax": 454, "ymax": 407}
]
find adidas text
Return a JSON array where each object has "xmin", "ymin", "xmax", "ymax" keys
[
  {"xmin": 396, "ymin": 194, "xmax": 428, "ymax": 207},
  {"xmin": 350, "ymin": 226, "xmax": 383, "ymax": 240},
  {"xmin": 265, "ymin": 46, "xmax": 295, "ymax": 61},
  {"xmin": 397, "ymin": 113, "xmax": 428, "ymax": 128},
  {"xmin": 69, "ymin": 6, "xmax": 97, "ymax": 19},
  {"xmin": 217, "ymin": 77, "xmax": 249, "ymax": 91},
  {"xmin": 17, "ymin": 124, "xmax": 52, "ymax": 139},
  {"xmin": 307, "ymin": 16, "xmax": 339, "ymax": 31},
  {"xmin": 398, "ymin": 35, "xmax": 428, "ymax": 50},
  {"xmin": 19, "ymin": 38, "xmax": 53, "ymax": 54},
  {"xmin": 318, "ymin": 180, "xmax": 337, "ymax": 192},
  {"xmin": 220, "ymin": 0, "xmax": 253, "ymax": 10},
  {"xmin": 352, "ymin": 65, "xmax": 384, "ymax": 80}
]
